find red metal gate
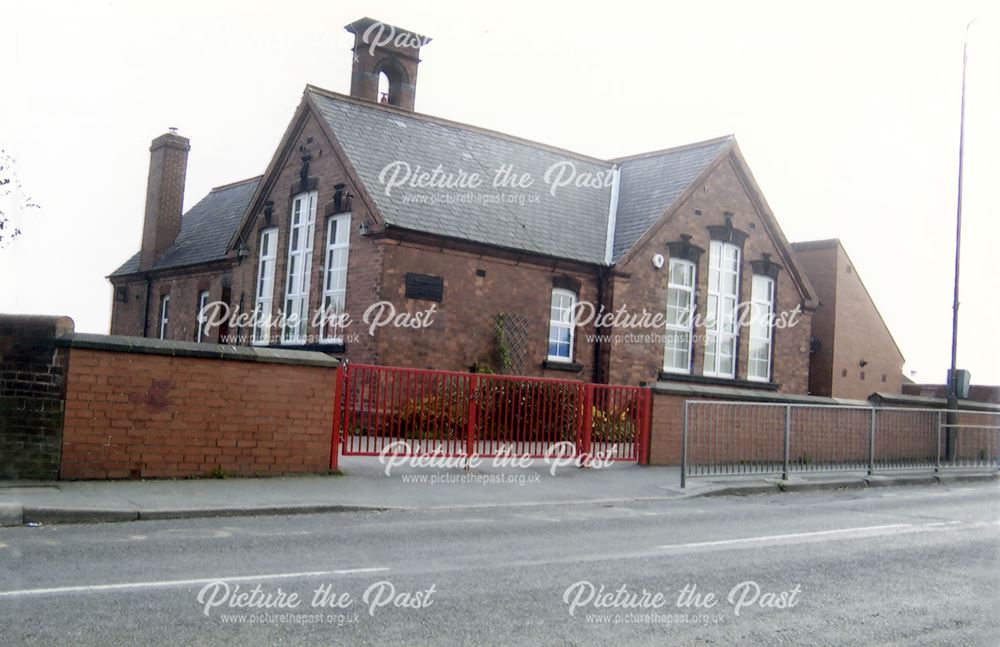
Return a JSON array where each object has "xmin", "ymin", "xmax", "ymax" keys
[{"xmin": 329, "ymin": 363, "xmax": 650, "ymax": 467}]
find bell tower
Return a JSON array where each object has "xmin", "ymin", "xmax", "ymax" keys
[{"xmin": 345, "ymin": 17, "xmax": 431, "ymax": 111}]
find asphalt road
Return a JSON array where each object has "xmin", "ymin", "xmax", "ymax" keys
[{"xmin": 0, "ymin": 482, "xmax": 997, "ymax": 646}]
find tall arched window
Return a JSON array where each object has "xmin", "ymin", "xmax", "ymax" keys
[
  {"xmin": 748, "ymin": 274, "xmax": 775, "ymax": 382},
  {"xmin": 704, "ymin": 240, "xmax": 740, "ymax": 378}
]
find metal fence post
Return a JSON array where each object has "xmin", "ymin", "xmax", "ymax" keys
[
  {"xmin": 639, "ymin": 387, "xmax": 652, "ymax": 466},
  {"xmin": 681, "ymin": 401, "xmax": 689, "ymax": 489},
  {"xmin": 935, "ymin": 410, "xmax": 942, "ymax": 472},
  {"xmin": 995, "ymin": 423, "xmax": 1000, "ymax": 472},
  {"xmin": 329, "ymin": 361, "xmax": 345, "ymax": 471},
  {"xmin": 465, "ymin": 375, "xmax": 478, "ymax": 470},
  {"xmin": 782, "ymin": 404, "xmax": 791, "ymax": 481},
  {"xmin": 868, "ymin": 407, "xmax": 876, "ymax": 476},
  {"xmin": 580, "ymin": 384, "xmax": 593, "ymax": 468}
]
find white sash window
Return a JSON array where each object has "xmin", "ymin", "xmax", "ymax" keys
[
  {"xmin": 664, "ymin": 258, "xmax": 696, "ymax": 373},
  {"xmin": 748, "ymin": 274, "xmax": 775, "ymax": 381},
  {"xmin": 196, "ymin": 290, "xmax": 210, "ymax": 343},
  {"xmin": 158, "ymin": 294, "xmax": 170, "ymax": 340},
  {"xmin": 283, "ymin": 191, "xmax": 317, "ymax": 344},
  {"xmin": 547, "ymin": 289, "xmax": 576, "ymax": 362},
  {"xmin": 320, "ymin": 214, "xmax": 351, "ymax": 343},
  {"xmin": 253, "ymin": 227, "xmax": 278, "ymax": 345},
  {"xmin": 704, "ymin": 240, "xmax": 740, "ymax": 378}
]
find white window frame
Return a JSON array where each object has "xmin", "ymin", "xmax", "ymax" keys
[
  {"xmin": 158, "ymin": 294, "xmax": 170, "ymax": 340},
  {"xmin": 547, "ymin": 288, "xmax": 576, "ymax": 363},
  {"xmin": 663, "ymin": 258, "xmax": 696, "ymax": 374},
  {"xmin": 282, "ymin": 192, "xmax": 317, "ymax": 344},
  {"xmin": 196, "ymin": 290, "xmax": 210, "ymax": 343},
  {"xmin": 320, "ymin": 214, "xmax": 351, "ymax": 344},
  {"xmin": 253, "ymin": 227, "xmax": 278, "ymax": 345},
  {"xmin": 703, "ymin": 240, "xmax": 741, "ymax": 378},
  {"xmin": 748, "ymin": 274, "xmax": 775, "ymax": 382}
]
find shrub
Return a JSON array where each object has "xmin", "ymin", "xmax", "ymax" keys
[
  {"xmin": 398, "ymin": 392, "xmax": 468, "ymax": 441},
  {"xmin": 476, "ymin": 380, "xmax": 579, "ymax": 443},
  {"xmin": 591, "ymin": 404, "xmax": 637, "ymax": 443}
]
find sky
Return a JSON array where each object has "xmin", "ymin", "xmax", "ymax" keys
[{"xmin": 1, "ymin": 0, "xmax": 998, "ymax": 385}]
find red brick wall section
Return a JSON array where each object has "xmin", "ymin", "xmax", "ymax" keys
[
  {"xmin": 791, "ymin": 244, "xmax": 838, "ymax": 396},
  {"xmin": 110, "ymin": 278, "xmax": 149, "ymax": 337},
  {"xmin": 243, "ymin": 112, "xmax": 384, "ymax": 361},
  {"xmin": 0, "ymin": 315, "xmax": 73, "ymax": 480},
  {"xmin": 648, "ymin": 390, "xmax": 999, "ymax": 467},
  {"xmin": 60, "ymin": 348, "xmax": 335, "ymax": 479},
  {"xmin": 829, "ymin": 244, "xmax": 904, "ymax": 399},
  {"xmin": 377, "ymin": 241, "xmax": 599, "ymax": 378},
  {"xmin": 608, "ymin": 156, "xmax": 813, "ymax": 391},
  {"xmin": 793, "ymin": 241, "xmax": 905, "ymax": 399},
  {"xmin": 110, "ymin": 110, "xmax": 386, "ymax": 358},
  {"xmin": 124, "ymin": 269, "xmax": 233, "ymax": 342}
]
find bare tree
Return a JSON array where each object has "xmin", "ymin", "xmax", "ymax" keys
[{"xmin": 0, "ymin": 149, "xmax": 39, "ymax": 248}]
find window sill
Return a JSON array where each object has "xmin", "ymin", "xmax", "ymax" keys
[
  {"xmin": 656, "ymin": 372, "xmax": 779, "ymax": 391},
  {"xmin": 543, "ymin": 360, "xmax": 583, "ymax": 373}
]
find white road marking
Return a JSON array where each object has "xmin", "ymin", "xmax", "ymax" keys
[
  {"xmin": 222, "ymin": 528, "xmax": 312, "ymax": 538},
  {"xmin": 0, "ymin": 567, "xmax": 388, "ymax": 599},
  {"xmin": 156, "ymin": 528, "xmax": 233, "ymax": 540},
  {"xmin": 923, "ymin": 521, "xmax": 962, "ymax": 527},
  {"xmin": 517, "ymin": 514, "xmax": 562, "ymax": 523},
  {"xmin": 656, "ymin": 523, "xmax": 914, "ymax": 550}
]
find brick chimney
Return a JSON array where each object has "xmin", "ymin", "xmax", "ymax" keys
[
  {"xmin": 139, "ymin": 129, "xmax": 189, "ymax": 271},
  {"xmin": 344, "ymin": 17, "xmax": 430, "ymax": 111}
]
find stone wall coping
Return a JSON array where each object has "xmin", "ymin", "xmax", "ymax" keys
[
  {"xmin": 652, "ymin": 381, "xmax": 1000, "ymax": 412},
  {"xmin": 869, "ymin": 391, "xmax": 1000, "ymax": 413},
  {"xmin": 55, "ymin": 333, "xmax": 339, "ymax": 369},
  {"xmin": 0, "ymin": 314, "xmax": 75, "ymax": 337},
  {"xmin": 651, "ymin": 381, "xmax": 870, "ymax": 406}
]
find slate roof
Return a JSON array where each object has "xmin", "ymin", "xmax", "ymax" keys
[
  {"xmin": 111, "ymin": 177, "xmax": 260, "ymax": 276},
  {"xmin": 309, "ymin": 89, "xmax": 617, "ymax": 264},
  {"xmin": 611, "ymin": 136, "xmax": 733, "ymax": 261},
  {"xmin": 113, "ymin": 88, "xmax": 735, "ymax": 275}
]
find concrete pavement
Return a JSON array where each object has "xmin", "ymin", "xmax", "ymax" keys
[{"xmin": 0, "ymin": 457, "xmax": 995, "ymax": 525}]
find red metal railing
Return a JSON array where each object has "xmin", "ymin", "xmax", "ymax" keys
[{"xmin": 331, "ymin": 363, "xmax": 649, "ymax": 465}]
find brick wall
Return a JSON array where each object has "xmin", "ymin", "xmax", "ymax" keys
[
  {"xmin": 377, "ymin": 240, "xmax": 600, "ymax": 378},
  {"xmin": 649, "ymin": 385, "xmax": 999, "ymax": 467},
  {"xmin": 793, "ymin": 241, "xmax": 904, "ymax": 399},
  {"xmin": 829, "ymin": 242, "xmax": 904, "ymax": 398},
  {"xmin": 109, "ymin": 277, "xmax": 148, "ymax": 337},
  {"xmin": 112, "ymin": 272, "xmax": 225, "ymax": 340},
  {"xmin": 110, "ymin": 111, "xmax": 386, "ymax": 360},
  {"xmin": 791, "ymin": 243, "xmax": 838, "ymax": 396},
  {"xmin": 234, "ymin": 112, "xmax": 384, "ymax": 362},
  {"xmin": 0, "ymin": 315, "xmax": 73, "ymax": 479},
  {"xmin": 57, "ymin": 335, "xmax": 338, "ymax": 479},
  {"xmin": 609, "ymin": 155, "xmax": 813, "ymax": 391}
]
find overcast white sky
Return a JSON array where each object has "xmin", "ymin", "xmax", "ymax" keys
[{"xmin": 1, "ymin": 0, "xmax": 997, "ymax": 385}]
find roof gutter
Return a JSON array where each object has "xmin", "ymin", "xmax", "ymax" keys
[{"xmin": 603, "ymin": 164, "xmax": 621, "ymax": 265}]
